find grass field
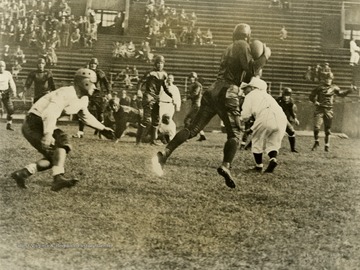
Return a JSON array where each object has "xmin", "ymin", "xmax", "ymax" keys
[{"xmin": 1, "ymin": 123, "xmax": 360, "ymax": 270}]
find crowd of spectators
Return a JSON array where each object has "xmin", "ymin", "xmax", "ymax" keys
[
  {"xmin": 304, "ymin": 62, "xmax": 332, "ymax": 83},
  {"xmin": 144, "ymin": 0, "xmax": 214, "ymax": 49},
  {"xmin": 113, "ymin": 65, "xmax": 140, "ymax": 89},
  {"xmin": 0, "ymin": 0, "xmax": 98, "ymax": 68},
  {"xmin": 112, "ymin": 39, "xmax": 154, "ymax": 63}
]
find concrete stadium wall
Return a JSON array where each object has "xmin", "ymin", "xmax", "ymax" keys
[{"xmin": 173, "ymin": 101, "xmax": 360, "ymax": 138}]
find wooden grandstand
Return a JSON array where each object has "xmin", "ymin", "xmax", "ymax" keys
[{"xmin": 1, "ymin": 0, "xmax": 359, "ymax": 114}]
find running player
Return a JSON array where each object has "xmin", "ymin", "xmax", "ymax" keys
[{"xmin": 155, "ymin": 23, "xmax": 271, "ymax": 188}]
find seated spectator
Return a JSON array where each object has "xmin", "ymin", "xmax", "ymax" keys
[
  {"xmin": 188, "ymin": 12, "xmax": 197, "ymax": 28},
  {"xmin": 279, "ymin": 26, "xmax": 288, "ymax": 40},
  {"xmin": 3, "ymin": 45, "xmax": 11, "ymax": 63},
  {"xmin": 137, "ymin": 40, "xmax": 153, "ymax": 62},
  {"xmin": 179, "ymin": 26, "xmax": 189, "ymax": 44},
  {"xmin": 5, "ymin": 23, "xmax": 15, "ymax": 44},
  {"xmin": 304, "ymin": 66, "xmax": 313, "ymax": 81},
  {"xmin": 321, "ymin": 62, "xmax": 332, "ymax": 74},
  {"xmin": 193, "ymin": 28, "xmax": 203, "ymax": 45},
  {"xmin": 13, "ymin": 45, "xmax": 26, "ymax": 64},
  {"xmin": 69, "ymin": 28, "xmax": 81, "ymax": 49},
  {"xmin": 116, "ymin": 66, "xmax": 133, "ymax": 88},
  {"xmin": 47, "ymin": 30, "xmax": 60, "ymax": 48},
  {"xmin": 178, "ymin": 9, "xmax": 188, "ymax": 27},
  {"xmin": 165, "ymin": 28, "xmax": 178, "ymax": 48},
  {"xmin": 59, "ymin": 2, "xmax": 71, "ymax": 18},
  {"xmin": 112, "ymin": 41, "xmax": 122, "ymax": 57},
  {"xmin": 203, "ymin": 28, "xmax": 213, "ymax": 45},
  {"xmin": 11, "ymin": 60, "xmax": 22, "ymax": 81},
  {"xmin": 185, "ymin": 27, "xmax": 195, "ymax": 45},
  {"xmin": 125, "ymin": 41, "xmax": 136, "ymax": 58},
  {"xmin": 27, "ymin": 30, "xmax": 38, "ymax": 47},
  {"xmin": 120, "ymin": 89, "xmax": 132, "ymax": 106},
  {"xmin": 130, "ymin": 66, "xmax": 140, "ymax": 83},
  {"xmin": 18, "ymin": 0, "xmax": 27, "ymax": 18},
  {"xmin": 118, "ymin": 42, "xmax": 128, "ymax": 58},
  {"xmin": 46, "ymin": 44, "xmax": 57, "ymax": 66}
]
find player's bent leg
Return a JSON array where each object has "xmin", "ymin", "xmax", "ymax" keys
[
  {"xmin": 264, "ymin": 150, "xmax": 278, "ymax": 173},
  {"xmin": 50, "ymin": 148, "xmax": 78, "ymax": 192}
]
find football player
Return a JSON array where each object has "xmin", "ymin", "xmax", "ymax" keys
[
  {"xmin": 136, "ymin": 55, "xmax": 173, "ymax": 145},
  {"xmin": 241, "ymin": 77, "xmax": 287, "ymax": 173},
  {"xmin": 155, "ymin": 23, "xmax": 271, "ymax": 188},
  {"xmin": 183, "ymin": 72, "xmax": 206, "ymax": 141},
  {"xmin": 0, "ymin": 61, "xmax": 16, "ymax": 131},
  {"xmin": 276, "ymin": 87, "xmax": 300, "ymax": 153},
  {"xmin": 73, "ymin": 58, "xmax": 112, "ymax": 138},
  {"xmin": 11, "ymin": 68, "xmax": 115, "ymax": 191},
  {"xmin": 309, "ymin": 72, "xmax": 355, "ymax": 152},
  {"xmin": 24, "ymin": 58, "xmax": 56, "ymax": 103}
]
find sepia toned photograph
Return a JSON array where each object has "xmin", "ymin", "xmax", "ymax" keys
[{"xmin": 0, "ymin": 0, "xmax": 360, "ymax": 269}]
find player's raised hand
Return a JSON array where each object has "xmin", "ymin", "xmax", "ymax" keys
[{"xmin": 263, "ymin": 43, "xmax": 271, "ymax": 59}]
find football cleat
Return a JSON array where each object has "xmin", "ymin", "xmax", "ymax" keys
[
  {"xmin": 6, "ymin": 123, "xmax": 14, "ymax": 131},
  {"xmin": 51, "ymin": 174, "xmax": 78, "ymax": 192},
  {"xmin": 11, "ymin": 168, "xmax": 31, "ymax": 189},
  {"xmin": 264, "ymin": 159, "xmax": 278, "ymax": 173},
  {"xmin": 197, "ymin": 135, "xmax": 207, "ymax": 142},
  {"xmin": 324, "ymin": 145, "xmax": 329, "ymax": 152},
  {"xmin": 72, "ymin": 133, "xmax": 83, "ymax": 138},
  {"xmin": 291, "ymin": 149, "xmax": 299, "ymax": 153},
  {"xmin": 217, "ymin": 166, "xmax": 236, "ymax": 188},
  {"xmin": 311, "ymin": 141, "xmax": 320, "ymax": 151}
]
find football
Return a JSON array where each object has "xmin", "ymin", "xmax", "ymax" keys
[{"xmin": 250, "ymin": 39, "xmax": 264, "ymax": 59}]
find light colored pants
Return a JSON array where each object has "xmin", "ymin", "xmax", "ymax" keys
[{"xmin": 251, "ymin": 108, "xmax": 287, "ymax": 154}]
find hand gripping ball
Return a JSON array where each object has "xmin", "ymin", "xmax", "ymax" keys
[{"xmin": 250, "ymin": 40, "xmax": 264, "ymax": 60}]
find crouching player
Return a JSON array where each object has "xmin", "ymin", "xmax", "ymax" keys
[
  {"xmin": 11, "ymin": 68, "xmax": 115, "ymax": 191},
  {"xmin": 157, "ymin": 113, "xmax": 176, "ymax": 144},
  {"xmin": 241, "ymin": 77, "xmax": 287, "ymax": 173},
  {"xmin": 105, "ymin": 98, "xmax": 142, "ymax": 142},
  {"xmin": 276, "ymin": 87, "xmax": 300, "ymax": 152}
]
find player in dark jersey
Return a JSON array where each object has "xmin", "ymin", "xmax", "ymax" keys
[
  {"xmin": 309, "ymin": 72, "xmax": 355, "ymax": 152},
  {"xmin": 184, "ymin": 72, "xmax": 207, "ymax": 141},
  {"xmin": 104, "ymin": 98, "xmax": 142, "ymax": 142},
  {"xmin": 136, "ymin": 55, "xmax": 173, "ymax": 145},
  {"xmin": 154, "ymin": 23, "xmax": 271, "ymax": 188},
  {"xmin": 276, "ymin": 87, "xmax": 300, "ymax": 153},
  {"xmin": 73, "ymin": 57, "xmax": 112, "ymax": 138},
  {"xmin": 24, "ymin": 58, "xmax": 56, "ymax": 103}
]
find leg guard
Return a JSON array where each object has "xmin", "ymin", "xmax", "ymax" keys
[
  {"xmin": 223, "ymin": 137, "xmax": 239, "ymax": 164},
  {"xmin": 166, "ymin": 128, "xmax": 191, "ymax": 154}
]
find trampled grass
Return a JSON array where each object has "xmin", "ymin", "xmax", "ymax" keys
[{"xmin": 1, "ymin": 123, "xmax": 360, "ymax": 269}]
